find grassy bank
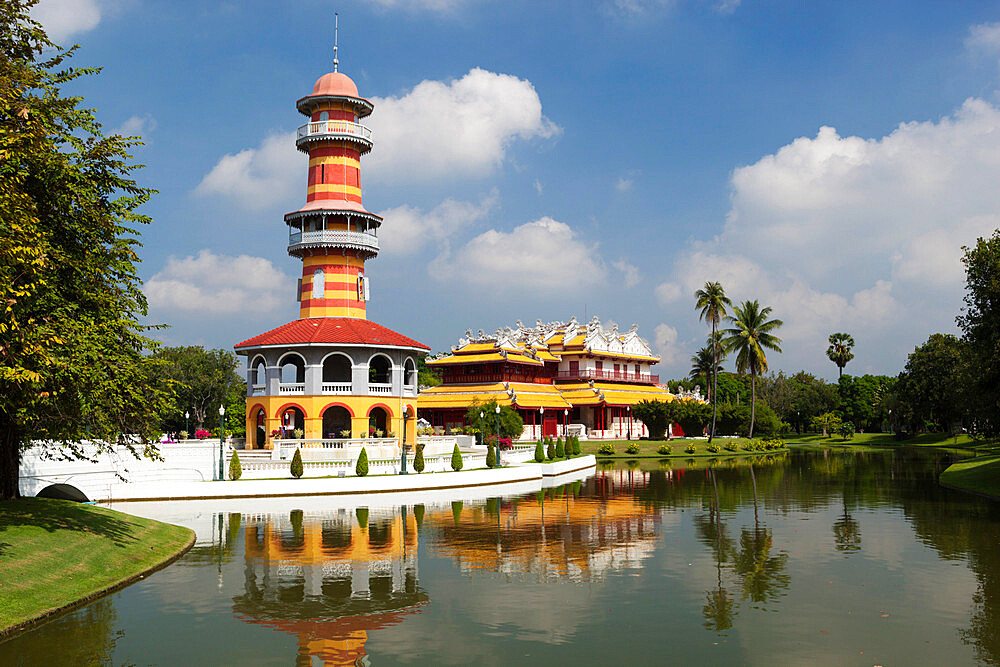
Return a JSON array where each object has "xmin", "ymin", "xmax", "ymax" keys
[
  {"xmin": 784, "ymin": 432, "xmax": 977, "ymax": 448},
  {"xmin": 579, "ymin": 438, "xmax": 756, "ymax": 458},
  {"xmin": 940, "ymin": 455, "xmax": 1000, "ymax": 499},
  {"xmin": 0, "ymin": 498, "xmax": 194, "ymax": 639}
]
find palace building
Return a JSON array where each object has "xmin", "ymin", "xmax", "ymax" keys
[
  {"xmin": 418, "ymin": 318, "xmax": 696, "ymax": 440},
  {"xmin": 234, "ymin": 47, "xmax": 427, "ymax": 449}
]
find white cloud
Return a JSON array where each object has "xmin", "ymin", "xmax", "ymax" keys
[
  {"xmin": 377, "ymin": 190, "xmax": 497, "ymax": 256},
  {"xmin": 31, "ymin": 0, "xmax": 101, "ymax": 43},
  {"xmin": 429, "ymin": 217, "xmax": 605, "ymax": 293},
  {"xmin": 615, "ymin": 176, "xmax": 634, "ymax": 192},
  {"xmin": 367, "ymin": 68, "xmax": 559, "ymax": 183},
  {"xmin": 145, "ymin": 250, "xmax": 293, "ymax": 315},
  {"xmin": 612, "ymin": 258, "xmax": 641, "ymax": 288},
  {"xmin": 533, "ymin": 179, "xmax": 543, "ymax": 195},
  {"xmin": 194, "ymin": 131, "xmax": 302, "ymax": 211},
  {"xmin": 608, "ymin": 0, "xmax": 674, "ymax": 16},
  {"xmin": 653, "ymin": 323, "xmax": 682, "ymax": 367},
  {"xmin": 712, "ymin": 0, "xmax": 741, "ymax": 15},
  {"xmin": 967, "ymin": 22, "xmax": 1000, "ymax": 65},
  {"xmin": 114, "ymin": 114, "xmax": 156, "ymax": 138}
]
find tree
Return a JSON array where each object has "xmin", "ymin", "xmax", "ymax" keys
[
  {"xmin": 413, "ymin": 443, "xmax": 425, "ymax": 473},
  {"xmin": 555, "ymin": 437, "xmax": 565, "ymax": 458},
  {"xmin": 450, "ymin": 444, "xmax": 463, "ymax": 471},
  {"xmin": 228, "ymin": 451, "xmax": 242, "ymax": 480},
  {"xmin": 355, "ymin": 446, "xmax": 369, "ymax": 477},
  {"xmin": 689, "ymin": 345, "xmax": 722, "ymax": 398},
  {"xmin": 958, "ymin": 230, "xmax": 1000, "ymax": 437},
  {"xmin": 0, "ymin": 3, "xmax": 170, "ymax": 500},
  {"xmin": 486, "ymin": 443, "xmax": 496, "ymax": 468},
  {"xmin": 534, "ymin": 439, "xmax": 544, "ymax": 462},
  {"xmin": 695, "ymin": 282, "xmax": 733, "ymax": 442},
  {"xmin": 811, "ymin": 412, "xmax": 842, "ymax": 438},
  {"xmin": 895, "ymin": 334, "xmax": 968, "ymax": 434},
  {"xmin": 464, "ymin": 399, "xmax": 524, "ymax": 441},
  {"xmin": 546, "ymin": 437, "xmax": 555, "ymax": 460},
  {"xmin": 722, "ymin": 301, "xmax": 783, "ymax": 438},
  {"xmin": 417, "ymin": 355, "xmax": 442, "ymax": 388},
  {"xmin": 826, "ymin": 333, "xmax": 856, "ymax": 378},
  {"xmin": 154, "ymin": 346, "xmax": 241, "ymax": 432},
  {"xmin": 290, "ymin": 448, "xmax": 304, "ymax": 478}
]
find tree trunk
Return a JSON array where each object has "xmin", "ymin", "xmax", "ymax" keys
[
  {"xmin": 749, "ymin": 372, "xmax": 756, "ymax": 438},
  {"xmin": 710, "ymin": 320, "xmax": 718, "ymax": 443},
  {"xmin": 1, "ymin": 421, "xmax": 22, "ymax": 500}
]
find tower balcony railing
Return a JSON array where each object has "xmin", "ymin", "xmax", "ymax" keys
[
  {"xmin": 322, "ymin": 382, "xmax": 352, "ymax": 394},
  {"xmin": 278, "ymin": 382, "xmax": 306, "ymax": 394},
  {"xmin": 296, "ymin": 120, "xmax": 373, "ymax": 152},
  {"xmin": 368, "ymin": 383, "xmax": 392, "ymax": 395},
  {"xmin": 288, "ymin": 229, "xmax": 379, "ymax": 254}
]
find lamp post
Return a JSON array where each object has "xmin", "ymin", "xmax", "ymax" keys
[
  {"xmin": 564, "ymin": 409, "xmax": 568, "ymax": 439},
  {"xmin": 400, "ymin": 407, "xmax": 410, "ymax": 475},
  {"xmin": 185, "ymin": 410, "xmax": 190, "ymax": 438},
  {"xmin": 888, "ymin": 409, "xmax": 893, "ymax": 435},
  {"xmin": 480, "ymin": 411, "xmax": 485, "ymax": 450},
  {"xmin": 495, "ymin": 404, "xmax": 501, "ymax": 466},
  {"xmin": 218, "ymin": 404, "xmax": 226, "ymax": 481},
  {"xmin": 627, "ymin": 405, "xmax": 631, "ymax": 441},
  {"xmin": 539, "ymin": 406, "xmax": 544, "ymax": 440}
]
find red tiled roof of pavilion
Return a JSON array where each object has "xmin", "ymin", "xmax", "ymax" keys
[{"xmin": 234, "ymin": 317, "xmax": 429, "ymax": 350}]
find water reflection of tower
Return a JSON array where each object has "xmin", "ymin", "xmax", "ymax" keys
[{"xmin": 234, "ymin": 509, "xmax": 426, "ymax": 666}]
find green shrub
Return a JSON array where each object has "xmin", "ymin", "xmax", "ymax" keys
[
  {"xmin": 625, "ymin": 443, "xmax": 640, "ymax": 455},
  {"xmin": 555, "ymin": 437, "xmax": 565, "ymax": 458},
  {"xmin": 534, "ymin": 439, "xmax": 545, "ymax": 462},
  {"xmin": 598, "ymin": 443, "xmax": 615, "ymax": 456},
  {"xmin": 684, "ymin": 444, "xmax": 697, "ymax": 454},
  {"xmin": 229, "ymin": 451, "xmax": 242, "ymax": 480},
  {"xmin": 356, "ymin": 447, "xmax": 369, "ymax": 477},
  {"xmin": 290, "ymin": 448, "xmax": 303, "ymax": 478},
  {"xmin": 413, "ymin": 443, "xmax": 425, "ymax": 473},
  {"xmin": 546, "ymin": 437, "xmax": 555, "ymax": 460},
  {"xmin": 572, "ymin": 435, "xmax": 581, "ymax": 456},
  {"xmin": 451, "ymin": 443, "xmax": 463, "ymax": 471},
  {"xmin": 179, "ymin": 430, "xmax": 189, "ymax": 440},
  {"xmin": 657, "ymin": 444, "xmax": 672, "ymax": 455},
  {"xmin": 837, "ymin": 421, "xmax": 856, "ymax": 440},
  {"xmin": 707, "ymin": 444, "xmax": 721, "ymax": 454},
  {"xmin": 724, "ymin": 442, "xmax": 738, "ymax": 452},
  {"xmin": 486, "ymin": 443, "xmax": 497, "ymax": 468}
]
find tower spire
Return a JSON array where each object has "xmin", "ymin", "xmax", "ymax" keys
[{"xmin": 333, "ymin": 12, "xmax": 339, "ymax": 72}]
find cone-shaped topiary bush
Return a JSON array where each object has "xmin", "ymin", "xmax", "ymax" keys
[
  {"xmin": 451, "ymin": 443, "xmax": 463, "ymax": 471},
  {"xmin": 229, "ymin": 451, "xmax": 242, "ymax": 480},
  {"xmin": 573, "ymin": 435, "xmax": 581, "ymax": 456},
  {"xmin": 486, "ymin": 443, "xmax": 496, "ymax": 468},
  {"xmin": 555, "ymin": 437, "xmax": 565, "ymax": 458},
  {"xmin": 534, "ymin": 439, "xmax": 545, "ymax": 462},
  {"xmin": 356, "ymin": 446, "xmax": 369, "ymax": 477},
  {"xmin": 413, "ymin": 503, "xmax": 425, "ymax": 527},
  {"xmin": 290, "ymin": 448, "xmax": 303, "ymax": 479},
  {"xmin": 413, "ymin": 443, "xmax": 425, "ymax": 473},
  {"xmin": 546, "ymin": 437, "xmax": 555, "ymax": 460},
  {"xmin": 356, "ymin": 507, "xmax": 368, "ymax": 529},
  {"xmin": 452, "ymin": 500, "xmax": 463, "ymax": 525}
]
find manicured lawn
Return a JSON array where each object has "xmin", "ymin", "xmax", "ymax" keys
[
  {"xmin": 785, "ymin": 432, "xmax": 991, "ymax": 454},
  {"xmin": 579, "ymin": 438, "xmax": 756, "ymax": 458},
  {"xmin": 940, "ymin": 455, "xmax": 1000, "ymax": 498},
  {"xmin": 0, "ymin": 498, "xmax": 194, "ymax": 637}
]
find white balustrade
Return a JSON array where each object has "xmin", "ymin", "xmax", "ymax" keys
[
  {"xmin": 296, "ymin": 120, "xmax": 373, "ymax": 147},
  {"xmin": 368, "ymin": 383, "xmax": 392, "ymax": 395},
  {"xmin": 278, "ymin": 383, "xmax": 305, "ymax": 394},
  {"xmin": 288, "ymin": 230, "xmax": 379, "ymax": 252},
  {"xmin": 322, "ymin": 382, "xmax": 352, "ymax": 394}
]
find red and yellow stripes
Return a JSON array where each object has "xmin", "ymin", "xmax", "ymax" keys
[{"xmin": 299, "ymin": 254, "xmax": 367, "ymax": 319}]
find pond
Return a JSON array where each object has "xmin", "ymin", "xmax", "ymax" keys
[{"xmin": 3, "ymin": 449, "xmax": 1000, "ymax": 665}]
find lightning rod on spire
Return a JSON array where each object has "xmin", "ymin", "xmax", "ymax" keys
[{"xmin": 333, "ymin": 12, "xmax": 339, "ymax": 72}]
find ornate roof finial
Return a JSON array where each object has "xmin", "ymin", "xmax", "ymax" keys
[{"xmin": 333, "ymin": 13, "xmax": 340, "ymax": 72}]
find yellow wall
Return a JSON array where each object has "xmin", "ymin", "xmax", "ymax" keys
[{"xmin": 244, "ymin": 394, "xmax": 418, "ymax": 450}]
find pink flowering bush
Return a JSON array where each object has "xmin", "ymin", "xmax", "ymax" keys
[{"xmin": 195, "ymin": 429, "xmax": 211, "ymax": 440}]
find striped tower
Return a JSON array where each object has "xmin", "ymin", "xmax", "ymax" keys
[{"xmin": 286, "ymin": 64, "xmax": 379, "ymax": 319}]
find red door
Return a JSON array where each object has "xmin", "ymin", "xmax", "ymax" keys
[{"xmin": 543, "ymin": 414, "xmax": 557, "ymax": 437}]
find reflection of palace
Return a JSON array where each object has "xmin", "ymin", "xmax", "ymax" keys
[
  {"xmin": 424, "ymin": 476, "xmax": 668, "ymax": 581},
  {"xmin": 235, "ymin": 510, "xmax": 424, "ymax": 666}
]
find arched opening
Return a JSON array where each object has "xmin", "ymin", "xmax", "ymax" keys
[
  {"xmin": 369, "ymin": 406, "xmax": 389, "ymax": 436},
  {"xmin": 403, "ymin": 358, "xmax": 416, "ymax": 387},
  {"xmin": 253, "ymin": 408, "xmax": 267, "ymax": 448},
  {"xmin": 280, "ymin": 407, "xmax": 306, "ymax": 438},
  {"xmin": 322, "ymin": 406, "xmax": 352, "ymax": 439},
  {"xmin": 322, "ymin": 354, "xmax": 352, "ymax": 383},
  {"xmin": 279, "ymin": 353, "xmax": 305, "ymax": 384},
  {"xmin": 369, "ymin": 355, "xmax": 391, "ymax": 384},
  {"xmin": 312, "ymin": 269, "xmax": 325, "ymax": 299},
  {"xmin": 251, "ymin": 356, "xmax": 266, "ymax": 387},
  {"xmin": 36, "ymin": 483, "xmax": 88, "ymax": 502}
]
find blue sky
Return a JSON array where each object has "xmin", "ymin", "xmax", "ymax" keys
[{"xmin": 34, "ymin": 0, "xmax": 1000, "ymax": 380}]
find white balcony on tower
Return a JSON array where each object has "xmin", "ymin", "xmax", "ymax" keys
[
  {"xmin": 296, "ymin": 120, "xmax": 373, "ymax": 153},
  {"xmin": 288, "ymin": 229, "xmax": 379, "ymax": 256}
]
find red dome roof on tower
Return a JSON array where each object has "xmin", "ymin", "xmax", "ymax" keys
[
  {"xmin": 235, "ymin": 317, "xmax": 429, "ymax": 351},
  {"xmin": 312, "ymin": 71, "xmax": 359, "ymax": 98}
]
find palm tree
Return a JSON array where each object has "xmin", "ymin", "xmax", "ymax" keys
[
  {"xmin": 826, "ymin": 333, "xmax": 855, "ymax": 378},
  {"xmin": 689, "ymin": 345, "xmax": 722, "ymax": 399},
  {"xmin": 722, "ymin": 301, "xmax": 783, "ymax": 438},
  {"xmin": 695, "ymin": 282, "xmax": 732, "ymax": 442}
]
